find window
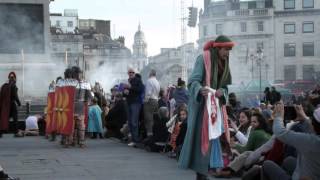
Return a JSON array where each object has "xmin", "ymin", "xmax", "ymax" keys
[
  {"xmin": 67, "ymin": 21, "xmax": 73, "ymax": 27},
  {"xmin": 303, "ymin": 0, "xmax": 314, "ymax": 8},
  {"xmin": 284, "ymin": 23, "xmax": 295, "ymax": 34},
  {"xmin": 240, "ymin": 22, "xmax": 247, "ymax": 32},
  {"xmin": 257, "ymin": 42, "xmax": 264, "ymax": 49},
  {"xmin": 203, "ymin": 25, "xmax": 208, "ymax": 36},
  {"xmin": 284, "ymin": 65, "xmax": 296, "ymax": 81},
  {"xmin": 256, "ymin": 0, "xmax": 265, "ymax": 9},
  {"xmin": 216, "ymin": 24, "xmax": 223, "ymax": 35},
  {"xmin": 303, "ymin": 65, "xmax": 314, "ymax": 80},
  {"xmin": 284, "ymin": 43, "xmax": 296, "ymax": 57},
  {"xmin": 240, "ymin": 2, "xmax": 248, "ymax": 9},
  {"xmin": 257, "ymin": 21, "xmax": 264, "ymax": 32},
  {"xmin": 284, "ymin": 0, "xmax": 295, "ymax": 9},
  {"xmin": 212, "ymin": 5, "xmax": 226, "ymax": 15},
  {"xmin": 56, "ymin": 20, "xmax": 61, "ymax": 27},
  {"xmin": 303, "ymin": 42, "xmax": 314, "ymax": 56},
  {"xmin": 303, "ymin": 22, "xmax": 314, "ymax": 33}
]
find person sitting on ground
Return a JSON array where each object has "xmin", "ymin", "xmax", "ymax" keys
[
  {"xmin": 175, "ymin": 111, "xmax": 188, "ymax": 159},
  {"xmin": 240, "ymin": 105, "xmax": 314, "ymax": 180},
  {"xmin": 15, "ymin": 115, "xmax": 42, "ymax": 137},
  {"xmin": 262, "ymin": 102, "xmax": 320, "ymax": 180},
  {"xmin": 0, "ymin": 164, "xmax": 19, "ymax": 180},
  {"xmin": 229, "ymin": 109, "xmax": 252, "ymax": 145},
  {"xmin": 88, "ymin": 98, "xmax": 104, "ymax": 139},
  {"xmin": 105, "ymin": 92, "xmax": 128, "ymax": 139},
  {"xmin": 233, "ymin": 113, "xmax": 271, "ymax": 154},
  {"xmin": 166, "ymin": 103, "xmax": 188, "ymax": 133},
  {"xmin": 213, "ymin": 113, "xmax": 271, "ymax": 178},
  {"xmin": 168, "ymin": 105, "xmax": 188, "ymax": 158},
  {"xmin": 144, "ymin": 107, "xmax": 170, "ymax": 152}
]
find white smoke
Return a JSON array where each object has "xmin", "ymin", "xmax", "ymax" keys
[
  {"xmin": 87, "ymin": 57, "xmax": 132, "ymax": 94},
  {"xmin": 0, "ymin": 3, "xmax": 67, "ymax": 100}
]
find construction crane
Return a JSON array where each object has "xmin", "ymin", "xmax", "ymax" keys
[{"xmin": 180, "ymin": 0, "xmax": 187, "ymax": 82}]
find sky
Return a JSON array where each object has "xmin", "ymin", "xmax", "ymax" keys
[{"xmin": 50, "ymin": 0, "xmax": 204, "ymax": 56}]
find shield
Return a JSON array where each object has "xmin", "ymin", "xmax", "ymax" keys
[
  {"xmin": 52, "ymin": 87, "xmax": 61, "ymax": 133},
  {"xmin": 56, "ymin": 86, "xmax": 76, "ymax": 135},
  {"xmin": 45, "ymin": 92, "xmax": 55, "ymax": 134}
]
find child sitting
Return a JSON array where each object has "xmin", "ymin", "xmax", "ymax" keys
[{"xmin": 168, "ymin": 106, "xmax": 188, "ymax": 158}]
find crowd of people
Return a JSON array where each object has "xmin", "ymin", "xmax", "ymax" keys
[
  {"xmin": 102, "ymin": 68, "xmax": 189, "ymax": 159},
  {"xmin": 0, "ymin": 35, "xmax": 319, "ymax": 180}
]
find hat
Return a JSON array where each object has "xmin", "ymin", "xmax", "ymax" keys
[
  {"xmin": 8, "ymin": 72, "xmax": 16, "ymax": 80},
  {"xmin": 203, "ymin": 35, "xmax": 235, "ymax": 51},
  {"xmin": 177, "ymin": 78, "xmax": 185, "ymax": 87}
]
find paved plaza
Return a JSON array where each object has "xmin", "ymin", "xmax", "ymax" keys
[{"xmin": 0, "ymin": 135, "xmax": 238, "ymax": 180}]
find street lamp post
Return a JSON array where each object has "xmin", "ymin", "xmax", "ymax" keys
[
  {"xmin": 257, "ymin": 47, "xmax": 263, "ymax": 101},
  {"xmin": 250, "ymin": 54, "xmax": 254, "ymax": 80}
]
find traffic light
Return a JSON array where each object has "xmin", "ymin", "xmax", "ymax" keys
[{"xmin": 188, "ymin": 7, "xmax": 198, "ymax": 27}]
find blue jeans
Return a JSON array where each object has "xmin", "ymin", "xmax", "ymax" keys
[{"xmin": 128, "ymin": 103, "xmax": 141, "ymax": 143}]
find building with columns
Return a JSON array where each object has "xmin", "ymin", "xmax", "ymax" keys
[
  {"xmin": 274, "ymin": 0, "xmax": 320, "ymax": 81},
  {"xmin": 50, "ymin": 9, "xmax": 79, "ymax": 34},
  {"xmin": 132, "ymin": 24, "xmax": 148, "ymax": 72},
  {"xmin": 144, "ymin": 43, "xmax": 197, "ymax": 86},
  {"xmin": 199, "ymin": 0, "xmax": 275, "ymax": 85},
  {"xmin": 198, "ymin": 0, "xmax": 320, "ymax": 84}
]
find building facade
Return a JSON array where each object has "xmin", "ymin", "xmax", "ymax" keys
[
  {"xmin": 132, "ymin": 24, "xmax": 148, "ymax": 72},
  {"xmin": 145, "ymin": 43, "xmax": 197, "ymax": 86},
  {"xmin": 274, "ymin": 0, "xmax": 320, "ymax": 81},
  {"xmin": 50, "ymin": 9, "xmax": 78, "ymax": 34},
  {"xmin": 199, "ymin": 0, "xmax": 320, "ymax": 84},
  {"xmin": 50, "ymin": 34, "xmax": 84, "ymax": 68},
  {"xmin": 79, "ymin": 19, "xmax": 111, "ymax": 37},
  {"xmin": 199, "ymin": 0, "xmax": 275, "ymax": 85}
]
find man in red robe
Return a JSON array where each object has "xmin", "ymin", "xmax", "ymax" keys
[{"xmin": 0, "ymin": 72, "xmax": 21, "ymax": 137}]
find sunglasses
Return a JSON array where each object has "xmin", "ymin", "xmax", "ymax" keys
[{"xmin": 128, "ymin": 72, "xmax": 135, "ymax": 74}]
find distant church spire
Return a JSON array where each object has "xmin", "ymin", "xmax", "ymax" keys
[{"xmin": 133, "ymin": 22, "xmax": 147, "ymax": 58}]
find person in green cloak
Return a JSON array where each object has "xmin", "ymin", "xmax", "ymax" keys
[{"xmin": 178, "ymin": 35, "xmax": 235, "ymax": 180}]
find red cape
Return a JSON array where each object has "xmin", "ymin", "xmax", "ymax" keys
[{"xmin": 0, "ymin": 83, "xmax": 12, "ymax": 131}]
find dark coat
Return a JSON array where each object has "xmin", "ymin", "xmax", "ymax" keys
[
  {"xmin": 152, "ymin": 114, "xmax": 169, "ymax": 142},
  {"xmin": 0, "ymin": 82, "xmax": 20, "ymax": 131},
  {"xmin": 172, "ymin": 88, "xmax": 188, "ymax": 107},
  {"xmin": 126, "ymin": 77, "xmax": 144, "ymax": 104},
  {"xmin": 105, "ymin": 99, "xmax": 128, "ymax": 132}
]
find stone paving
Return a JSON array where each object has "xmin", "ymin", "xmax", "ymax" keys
[{"xmin": 0, "ymin": 135, "xmax": 239, "ymax": 180}]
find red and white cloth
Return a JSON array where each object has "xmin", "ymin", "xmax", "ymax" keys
[{"xmin": 206, "ymin": 87, "xmax": 223, "ymax": 140}]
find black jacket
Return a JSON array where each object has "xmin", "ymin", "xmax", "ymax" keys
[
  {"xmin": 105, "ymin": 99, "xmax": 128, "ymax": 130},
  {"xmin": 126, "ymin": 76, "xmax": 144, "ymax": 104}
]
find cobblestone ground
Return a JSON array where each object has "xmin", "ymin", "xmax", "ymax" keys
[{"xmin": 0, "ymin": 135, "xmax": 239, "ymax": 180}]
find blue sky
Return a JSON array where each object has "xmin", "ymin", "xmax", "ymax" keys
[{"xmin": 50, "ymin": 0, "xmax": 203, "ymax": 56}]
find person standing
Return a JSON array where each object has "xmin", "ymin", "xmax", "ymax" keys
[
  {"xmin": 270, "ymin": 86, "xmax": 281, "ymax": 105},
  {"xmin": 172, "ymin": 78, "xmax": 189, "ymax": 108},
  {"xmin": 66, "ymin": 66, "xmax": 93, "ymax": 148},
  {"xmin": 264, "ymin": 87, "xmax": 272, "ymax": 104},
  {"xmin": 0, "ymin": 72, "xmax": 21, "ymax": 137},
  {"xmin": 178, "ymin": 35, "xmax": 235, "ymax": 180},
  {"xmin": 143, "ymin": 69, "xmax": 160, "ymax": 138},
  {"xmin": 123, "ymin": 68, "xmax": 144, "ymax": 147},
  {"xmin": 88, "ymin": 98, "xmax": 104, "ymax": 139}
]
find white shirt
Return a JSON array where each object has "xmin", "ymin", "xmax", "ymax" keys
[
  {"xmin": 25, "ymin": 116, "xmax": 38, "ymax": 130},
  {"xmin": 144, "ymin": 76, "xmax": 160, "ymax": 101}
]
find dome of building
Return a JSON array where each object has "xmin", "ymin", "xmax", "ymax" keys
[
  {"xmin": 134, "ymin": 24, "xmax": 146, "ymax": 43},
  {"xmin": 133, "ymin": 23, "xmax": 148, "ymax": 59}
]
